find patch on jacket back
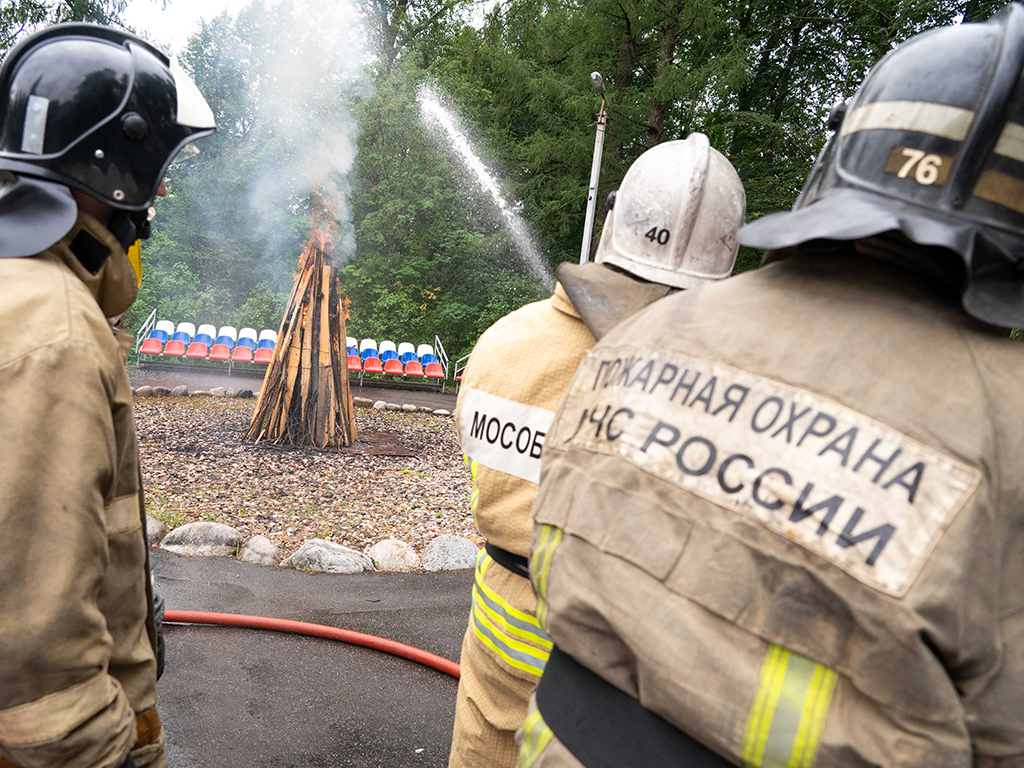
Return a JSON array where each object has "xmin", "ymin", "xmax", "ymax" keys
[
  {"xmin": 550, "ymin": 347, "xmax": 981, "ymax": 596},
  {"xmin": 460, "ymin": 388, "xmax": 556, "ymax": 484}
]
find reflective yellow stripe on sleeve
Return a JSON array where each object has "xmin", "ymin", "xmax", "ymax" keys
[
  {"xmin": 529, "ymin": 524, "xmax": 563, "ymax": 629},
  {"xmin": 465, "ymin": 455, "xmax": 480, "ymax": 526},
  {"xmin": 741, "ymin": 645, "xmax": 839, "ymax": 768},
  {"xmin": 471, "ymin": 550, "xmax": 551, "ymax": 677},
  {"xmin": 516, "ymin": 708, "xmax": 554, "ymax": 768}
]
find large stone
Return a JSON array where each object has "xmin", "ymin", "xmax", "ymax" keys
[
  {"xmin": 366, "ymin": 539, "xmax": 421, "ymax": 571},
  {"xmin": 161, "ymin": 522, "xmax": 243, "ymax": 557},
  {"xmin": 145, "ymin": 515, "xmax": 167, "ymax": 546},
  {"xmin": 385, "ymin": 403, "xmax": 402, "ymax": 412},
  {"xmin": 421, "ymin": 535, "xmax": 479, "ymax": 571},
  {"xmin": 210, "ymin": 386, "xmax": 234, "ymax": 397},
  {"xmin": 135, "ymin": 386, "xmax": 153, "ymax": 397},
  {"xmin": 152, "ymin": 386, "xmax": 172, "ymax": 397},
  {"xmin": 401, "ymin": 403, "xmax": 418, "ymax": 413},
  {"xmin": 281, "ymin": 539, "xmax": 373, "ymax": 574},
  {"xmin": 238, "ymin": 536, "xmax": 280, "ymax": 566},
  {"xmin": 372, "ymin": 400, "xmax": 387, "ymax": 410},
  {"xmin": 432, "ymin": 409, "xmax": 451, "ymax": 417},
  {"xmin": 235, "ymin": 389, "xmax": 254, "ymax": 399},
  {"xmin": 171, "ymin": 385, "xmax": 189, "ymax": 397},
  {"xmin": 192, "ymin": 390, "xmax": 213, "ymax": 397},
  {"xmin": 353, "ymin": 397, "xmax": 374, "ymax": 408}
]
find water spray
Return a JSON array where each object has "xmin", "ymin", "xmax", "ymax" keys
[
  {"xmin": 580, "ymin": 72, "xmax": 607, "ymax": 264},
  {"xmin": 417, "ymin": 86, "xmax": 553, "ymax": 287}
]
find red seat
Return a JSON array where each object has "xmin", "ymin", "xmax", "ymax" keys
[
  {"xmin": 162, "ymin": 340, "xmax": 186, "ymax": 357},
  {"xmin": 209, "ymin": 344, "xmax": 231, "ymax": 361},
  {"xmin": 424, "ymin": 362, "xmax": 445, "ymax": 379},
  {"xmin": 139, "ymin": 338, "xmax": 163, "ymax": 355},
  {"xmin": 347, "ymin": 355, "xmax": 362, "ymax": 372},
  {"xmin": 363, "ymin": 357, "xmax": 384, "ymax": 374},
  {"xmin": 185, "ymin": 342, "xmax": 209, "ymax": 359},
  {"xmin": 405, "ymin": 361, "xmax": 424, "ymax": 377},
  {"xmin": 383, "ymin": 359, "xmax": 403, "ymax": 375},
  {"xmin": 231, "ymin": 346, "xmax": 253, "ymax": 362},
  {"xmin": 254, "ymin": 347, "xmax": 274, "ymax": 363}
]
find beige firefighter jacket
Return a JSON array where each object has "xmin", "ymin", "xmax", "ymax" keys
[
  {"xmin": 527, "ymin": 253, "xmax": 1024, "ymax": 767},
  {"xmin": 0, "ymin": 214, "xmax": 164, "ymax": 768},
  {"xmin": 456, "ymin": 282, "xmax": 596, "ymax": 558}
]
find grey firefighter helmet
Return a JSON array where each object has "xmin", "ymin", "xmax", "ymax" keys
[
  {"xmin": 560, "ymin": 134, "xmax": 746, "ymax": 339},
  {"xmin": 594, "ymin": 133, "xmax": 745, "ymax": 290},
  {"xmin": 0, "ymin": 23, "xmax": 216, "ymax": 257},
  {"xmin": 738, "ymin": 4, "xmax": 1024, "ymax": 328}
]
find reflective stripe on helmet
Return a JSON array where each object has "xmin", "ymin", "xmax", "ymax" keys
[
  {"xmin": 740, "ymin": 645, "xmax": 838, "ymax": 768},
  {"xmin": 842, "ymin": 100, "xmax": 973, "ymax": 141}
]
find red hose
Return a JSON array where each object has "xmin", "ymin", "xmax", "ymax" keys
[{"xmin": 164, "ymin": 609, "xmax": 460, "ymax": 679}]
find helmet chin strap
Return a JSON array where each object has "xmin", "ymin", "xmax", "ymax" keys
[{"xmin": 106, "ymin": 208, "xmax": 152, "ymax": 250}]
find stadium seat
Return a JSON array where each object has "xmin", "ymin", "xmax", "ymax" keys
[
  {"xmin": 232, "ymin": 328, "xmax": 257, "ymax": 362},
  {"xmin": 347, "ymin": 355, "xmax": 362, "ymax": 372},
  {"xmin": 424, "ymin": 362, "xmax": 445, "ymax": 379},
  {"xmin": 186, "ymin": 323, "xmax": 215, "ymax": 359},
  {"xmin": 363, "ymin": 357, "xmax": 384, "ymax": 374},
  {"xmin": 383, "ymin": 359, "xmax": 403, "ymax": 375},
  {"xmin": 416, "ymin": 343, "xmax": 434, "ymax": 359},
  {"xmin": 405, "ymin": 360, "xmax": 425, "ymax": 377},
  {"xmin": 420, "ymin": 353, "xmax": 439, "ymax": 366},
  {"xmin": 346, "ymin": 336, "xmax": 357, "ymax": 349},
  {"xmin": 163, "ymin": 322, "xmax": 195, "ymax": 357},
  {"xmin": 361, "ymin": 347, "xmax": 381, "ymax": 361},
  {"xmin": 380, "ymin": 350, "xmax": 399, "ymax": 363},
  {"xmin": 397, "ymin": 342, "xmax": 416, "ymax": 362},
  {"xmin": 257, "ymin": 329, "xmax": 277, "ymax": 350},
  {"xmin": 254, "ymin": 348, "xmax": 273, "ymax": 363},
  {"xmin": 379, "ymin": 340, "xmax": 397, "ymax": 356},
  {"xmin": 359, "ymin": 338, "xmax": 378, "ymax": 354},
  {"xmin": 209, "ymin": 326, "xmax": 237, "ymax": 361},
  {"xmin": 400, "ymin": 351, "xmax": 418, "ymax": 364},
  {"xmin": 139, "ymin": 336, "xmax": 164, "ymax": 355},
  {"xmin": 347, "ymin": 346, "xmax": 359, "ymax": 357}
]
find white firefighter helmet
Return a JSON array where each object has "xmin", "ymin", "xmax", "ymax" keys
[{"xmin": 595, "ymin": 133, "xmax": 745, "ymax": 289}]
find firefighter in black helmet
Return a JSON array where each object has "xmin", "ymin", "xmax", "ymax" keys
[
  {"xmin": 518, "ymin": 7, "xmax": 1024, "ymax": 767},
  {"xmin": 0, "ymin": 24, "xmax": 215, "ymax": 768}
]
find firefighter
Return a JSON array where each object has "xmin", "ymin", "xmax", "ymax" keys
[
  {"xmin": 0, "ymin": 25, "xmax": 215, "ymax": 768},
  {"xmin": 448, "ymin": 133, "xmax": 745, "ymax": 768},
  {"xmin": 518, "ymin": 7, "xmax": 1024, "ymax": 768}
]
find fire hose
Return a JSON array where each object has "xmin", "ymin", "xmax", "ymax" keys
[{"xmin": 163, "ymin": 610, "xmax": 461, "ymax": 679}]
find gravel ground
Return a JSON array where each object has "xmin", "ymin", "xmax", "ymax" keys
[{"xmin": 136, "ymin": 397, "xmax": 478, "ymax": 557}]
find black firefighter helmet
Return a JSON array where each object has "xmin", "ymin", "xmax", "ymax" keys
[
  {"xmin": 0, "ymin": 23, "xmax": 216, "ymax": 257},
  {"xmin": 739, "ymin": 4, "xmax": 1024, "ymax": 328}
]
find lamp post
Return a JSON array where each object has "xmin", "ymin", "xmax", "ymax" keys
[{"xmin": 580, "ymin": 71, "xmax": 607, "ymax": 264}]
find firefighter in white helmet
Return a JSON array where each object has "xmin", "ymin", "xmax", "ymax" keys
[
  {"xmin": 518, "ymin": 7, "xmax": 1024, "ymax": 767},
  {"xmin": 447, "ymin": 133, "xmax": 745, "ymax": 768}
]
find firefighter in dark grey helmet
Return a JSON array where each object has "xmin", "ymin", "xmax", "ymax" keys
[
  {"xmin": 518, "ymin": 7, "xmax": 1024, "ymax": 768},
  {"xmin": 0, "ymin": 25, "xmax": 215, "ymax": 768}
]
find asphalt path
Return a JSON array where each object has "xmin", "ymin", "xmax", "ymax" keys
[{"xmin": 153, "ymin": 550, "xmax": 472, "ymax": 767}]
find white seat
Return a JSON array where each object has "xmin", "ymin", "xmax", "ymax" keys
[
  {"xmin": 416, "ymin": 343, "xmax": 434, "ymax": 358},
  {"xmin": 196, "ymin": 324, "xmax": 216, "ymax": 339},
  {"xmin": 176, "ymin": 322, "xmax": 196, "ymax": 339},
  {"xmin": 217, "ymin": 326, "xmax": 238, "ymax": 341},
  {"xmin": 397, "ymin": 342, "xmax": 415, "ymax": 357},
  {"xmin": 359, "ymin": 338, "xmax": 378, "ymax": 353},
  {"xmin": 239, "ymin": 327, "xmax": 258, "ymax": 342},
  {"xmin": 379, "ymin": 340, "xmax": 397, "ymax": 354},
  {"xmin": 258, "ymin": 329, "xmax": 277, "ymax": 342},
  {"xmin": 155, "ymin": 320, "xmax": 175, "ymax": 336},
  {"xmin": 346, "ymin": 336, "xmax": 357, "ymax": 348}
]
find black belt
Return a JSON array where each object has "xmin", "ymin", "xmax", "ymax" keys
[
  {"xmin": 536, "ymin": 646, "xmax": 734, "ymax": 767},
  {"xmin": 484, "ymin": 541, "xmax": 530, "ymax": 579}
]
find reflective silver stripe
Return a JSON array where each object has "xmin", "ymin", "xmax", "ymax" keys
[
  {"xmin": 471, "ymin": 598, "xmax": 549, "ymax": 676},
  {"xmin": 474, "ymin": 555, "xmax": 552, "ymax": 649},
  {"xmin": 994, "ymin": 122, "xmax": 1024, "ymax": 164},
  {"xmin": 842, "ymin": 100, "xmax": 973, "ymax": 141}
]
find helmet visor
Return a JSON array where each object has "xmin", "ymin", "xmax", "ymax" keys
[{"xmin": 170, "ymin": 60, "xmax": 215, "ymax": 129}]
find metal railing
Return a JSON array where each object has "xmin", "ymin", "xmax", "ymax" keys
[{"xmin": 132, "ymin": 307, "xmax": 158, "ymax": 368}]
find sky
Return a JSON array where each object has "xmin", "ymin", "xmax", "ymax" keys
[{"xmin": 122, "ymin": 0, "xmax": 252, "ymax": 56}]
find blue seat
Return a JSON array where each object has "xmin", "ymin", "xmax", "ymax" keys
[
  {"xmin": 421, "ymin": 353, "xmax": 439, "ymax": 366},
  {"xmin": 214, "ymin": 335, "xmax": 236, "ymax": 349},
  {"xmin": 362, "ymin": 348, "xmax": 380, "ymax": 361},
  {"xmin": 236, "ymin": 337, "xmax": 256, "ymax": 351},
  {"xmin": 348, "ymin": 346, "xmax": 359, "ymax": 356},
  {"xmin": 381, "ymin": 350, "xmax": 399, "ymax": 363},
  {"xmin": 257, "ymin": 338, "xmax": 275, "ymax": 350},
  {"xmin": 148, "ymin": 329, "xmax": 169, "ymax": 343},
  {"xmin": 401, "ymin": 351, "xmax": 417, "ymax": 364},
  {"xmin": 193, "ymin": 332, "xmax": 214, "ymax": 347}
]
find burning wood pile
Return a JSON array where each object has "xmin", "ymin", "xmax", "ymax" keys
[{"xmin": 246, "ymin": 227, "xmax": 357, "ymax": 448}]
